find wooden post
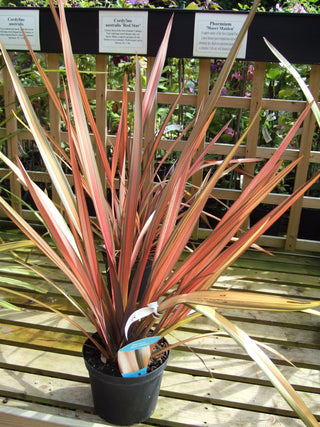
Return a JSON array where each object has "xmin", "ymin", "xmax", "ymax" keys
[
  {"xmin": 95, "ymin": 54, "xmax": 107, "ymax": 188},
  {"xmin": 143, "ymin": 57, "xmax": 156, "ymax": 195},
  {"xmin": 191, "ymin": 58, "xmax": 211, "ymax": 240},
  {"xmin": 47, "ymin": 53, "xmax": 61, "ymax": 206},
  {"xmin": 285, "ymin": 64, "xmax": 320, "ymax": 251},
  {"xmin": 3, "ymin": 53, "xmax": 21, "ymax": 215},
  {"xmin": 241, "ymin": 62, "xmax": 266, "ymax": 230}
]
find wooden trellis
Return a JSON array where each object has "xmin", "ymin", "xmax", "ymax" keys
[{"xmin": 0, "ymin": 9, "xmax": 319, "ymax": 252}]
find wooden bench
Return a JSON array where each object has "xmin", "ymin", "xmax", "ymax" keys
[{"xmin": 0, "ymin": 234, "xmax": 319, "ymax": 426}]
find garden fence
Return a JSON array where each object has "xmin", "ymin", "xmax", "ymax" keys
[{"xmin": 0, "ymin": 9, "xmax": 319, "ymax": 252}]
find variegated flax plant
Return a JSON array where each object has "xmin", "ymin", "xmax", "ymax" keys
[{"xmin": 0, "ymin": 0, "xmax": 319, "ymax": 424}]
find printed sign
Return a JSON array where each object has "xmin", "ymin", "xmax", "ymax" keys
[
  {"xmin": 118, "ymin": 336, "xmax": 161, "ymax": 378},
  {"xmin": 193, "ymin": 13, "xmax": 248, "ymax": 58},
  {"xmin": 0, "ymin": 9, "xmax": 40, "ymax": 50},
  {"xmin": 99, "ymin": 11, "xmax": 148, "ymax": 54}
]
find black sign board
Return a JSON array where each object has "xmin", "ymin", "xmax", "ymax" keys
[{"xmin": 0, "ymin": 7, "xmax": 319, "ymax": 64}]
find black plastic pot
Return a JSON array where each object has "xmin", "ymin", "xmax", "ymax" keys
[{"xmin": 83, "ymin": 335, "xmax": 169, "ymax": 426}]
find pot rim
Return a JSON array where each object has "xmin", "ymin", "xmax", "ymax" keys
[{"xmin": 82, "ymin": 334, "xmax": 170, "ymax": 383}]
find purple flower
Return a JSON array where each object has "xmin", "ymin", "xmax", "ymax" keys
[
  {"xmin": 211, "ymin": 59, "xmax": 224, "ymax": 73},
  {"xmin": 112, "ymin": 55, "xmax": 130, "ymax": 67},
  {"xmin": 220, "ymin": 86, "xmax": 228, "ymax": 96},
  {"xmin": 246, "ymin": 64, "xmax": 254, "ymax": 82},
  {"xmin": 204, "ymin": 0, "xmax": 221, "ymax": 10},
  {"xmin": 125, "ymin": 0, "xmax": 149, "ymax": 5},
  {"xmin": 291, "ymin": 3, "xmax": 307, "ymax": 13},
  {"xmin": 277, "ymin": 124, "xmax": 285, "ymax": 135},
  {"xmin": 232, "ymin": 71, "xmax": 242, "ymax": 81},
  {"xmin": 224, "ymin": 127, "xmax": 235, "ymax": 137}
]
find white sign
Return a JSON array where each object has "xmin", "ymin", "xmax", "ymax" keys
[
  {"xmin": 193, "ymin": 13, "xmax": 248, "ymax": 58},
  {"xmin": 0, "ymin": 10, "xmax": 40, "ymax": 50},
  {"xmin": 99, "ymin": 11, "xmax": 148, "ymax": 54}
]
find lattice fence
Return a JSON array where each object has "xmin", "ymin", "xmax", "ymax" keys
[{"xmin": 0, "ymin": 53, "xmax": 319, "ymax": 251}]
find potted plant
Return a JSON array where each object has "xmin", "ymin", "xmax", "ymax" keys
[{"xmin": 0, "ymin": 0, "xmax": 320, "ymax": 425}]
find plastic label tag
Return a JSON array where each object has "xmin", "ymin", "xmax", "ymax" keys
[
  {"xmin": 124, "ymin": 302, "xmax": 159, "ymax": 340},
  {"xmin": 118, "ymin": 336, "xmax": 161, "ymax": 378}
]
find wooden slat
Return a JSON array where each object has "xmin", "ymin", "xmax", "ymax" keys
[
  {"xmin": 47, "ymin": 53, "xmax": 61, "ymax": 207},
  {"xmin": 242, "ymin": 61, "xmax": 266, "ymax": 231},
  {"xmin": 3, "ymin": 53, "xmax": 21, "ymax": 215},
  {"xmin": 0, "ymin": 239, "xmax": 319, "ymax": 426},
  {"xmin": 192, "ymin": 58, "xmax": 211, "ymax": 240},
  {"xmin": 95, "ymin": 55, "xmax": 107, "ymax": 186},
  {"xmin": 285, "ymin": 64, "xmax": 320, "ymax": 251},
  {"xmin": 142, "ymin": 57, "xmax": 157, "ymax": 194},
  {"xmin": 244, "ymin": 62, "xmax": 266, "ymax": 183},
  {"xmin": 0, "ymin": 406, "xmax": 112, "ymax": 427}
]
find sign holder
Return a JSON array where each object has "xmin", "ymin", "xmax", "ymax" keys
[
  {"xmin": 0, "ymin": 8, "xmax": 319, "ymax": 64},
  {"xmin": 0, "ymin": 9, "xmax": 40, "ymax": 50}
]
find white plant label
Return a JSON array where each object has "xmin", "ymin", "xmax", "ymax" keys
[
  {"xmin": 118, "ymin": 336, "xmax": 161, "ymax": 377},
  {"xmin": 124, "ymin": 302, "xmax": 159, "ymax": 340},
  {"xmin": 193, "ymin": 13, "xmax": 248, "ymax": 58},
  {"xmin": 99, "ymin": 11, "xmax": 148, "ymax": 54},
  {"xmin": 0, "ymin": 10, "xmax": 40, "ymax": 50}
]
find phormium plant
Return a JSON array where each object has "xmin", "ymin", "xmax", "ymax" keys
[{"xmin": 0, "ymin": 0, "xmax": 319, "ymax": 424}]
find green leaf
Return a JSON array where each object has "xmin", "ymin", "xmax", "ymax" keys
[
  {"xmin": 264, "ymin": 38, "xmax": 320, "ymax": 128},
  {"xmin": 0, "ymin": 300, "xmax": 21, "ymax": 311},
  {"xmin": 158, "ymin": 290, "xmax": 320, "ymax": 312},
  {"xmin": 0, "ymin": 40, "xmax": 81, "ymax": 236},
  {"xmin": 0, "ymin": 240, "xmax": 35, "ymax": 252},
  {"xmin": 278, "ymin": 88, "xmax": 298, "ymax": 99},
  {"xmin": 191, "ymin": 305, "xmax": 319, "ymax": 427},
  {"xmin": 266, "ymin": 66, "xmax": 282, "ymax": 80},
  {"xmin": 0, "ymin": 276, "xmax": 47, "ymax": 293}
]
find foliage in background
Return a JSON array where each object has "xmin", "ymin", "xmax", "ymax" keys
[{"xmin": 0, "ymin": 0, "xmax": 319, "ymax": 206}]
